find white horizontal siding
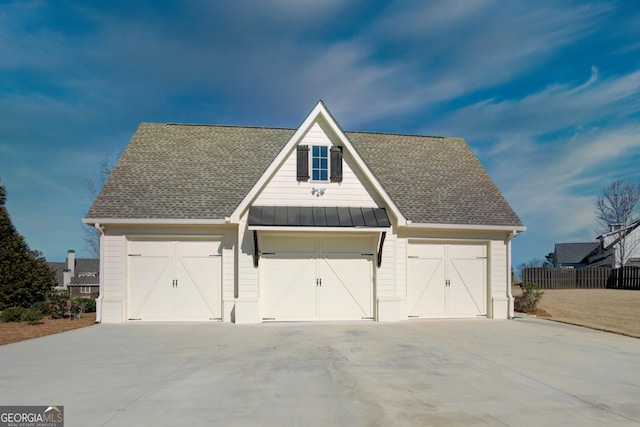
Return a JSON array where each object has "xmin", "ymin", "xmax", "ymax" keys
[
  {"xmin": 101, "ymin": 235, "xmax": 126, "ymax": 323},
  {"xmin": 254, "ymin": 121, "xmax": 378, "ymax": 208},
  {"xmin": 376, "ymin": 232, "xmax": 397, "ymax": 297},
  {"xmin": 490, "ymin": 240, "xmax": 508, "ymax": 298}
]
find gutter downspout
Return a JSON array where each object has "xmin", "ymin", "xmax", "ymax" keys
[
  {"xmin": 94, "ymin": 223, "xmax": 105, "ymax": 323},
  {"xmin": 507, "ymin": 230, "xmax": 518, "ymax": 319}
]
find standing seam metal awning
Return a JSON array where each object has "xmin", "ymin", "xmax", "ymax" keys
[{"xmin": 248, "ymin": 206, "xmax": 391, "ymax": 228}]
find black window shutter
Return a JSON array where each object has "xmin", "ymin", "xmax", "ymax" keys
[
  {"xmin": 296, "ymin": 145, "xmax": 309, "ymax": 181},
  {"xmin": 330, "ymin": 146, "xmax": 343, "ymax": 182}
]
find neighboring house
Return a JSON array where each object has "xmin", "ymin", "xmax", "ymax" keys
[
  {"xmin": 49, "ymin": 250, "xmax": 100, "ymax": 298},
  {"xmin": 83, "ymin": 101, "xmax": 525, "ymax": 324},
  {"xmin": 554, "ymin": 242, "xmax": 604, "ymax": 269},
  {"xmin": 597, "ymin": 221, "xmax": 640, "ymax": 268}
]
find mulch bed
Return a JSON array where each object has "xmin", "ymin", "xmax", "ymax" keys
[{"xmin": 0, "ymin": 312, "xmax": 97, "ymax": 346}]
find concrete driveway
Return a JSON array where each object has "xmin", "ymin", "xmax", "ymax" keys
[{"xmin": 1, "ymin": 317, "xmax": 639, "ymax": 427}]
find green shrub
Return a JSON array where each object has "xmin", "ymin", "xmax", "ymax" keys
[
  {"xmin": 514, "ymin": 283, "xmax": 544, "ymax": 313},
  {"xmin": 29, "ymin": 301, "xmax": 51, "ymax": 316},
  {"xmin": 21, "ymin": 308, "xmax": 43, "ymax": 325},
  {"xmin": 47, "ymin": 289, "xmax": 70, "ymax": 319},
  {"xmin": 72, "ymin": 297, "xmax": 96, "ymax": 313},
  {"xmin": 1, "ymin": 306, "xmax": 26, "ymax": 322}
]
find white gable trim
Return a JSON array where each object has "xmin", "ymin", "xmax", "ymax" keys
[{"xmin": 230, "ymin": 101, "xmax": 406, "ymax": 225}]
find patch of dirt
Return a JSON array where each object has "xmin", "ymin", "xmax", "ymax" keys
[
  {"xmin": 0, "ymin": 312, "xmax": 96, "ymax": 346},
  {"xmin": 515, "ymin": 288, "xmax": 640, "ymax": 338}
]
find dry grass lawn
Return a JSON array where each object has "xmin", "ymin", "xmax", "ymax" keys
[
  {"xmin": 0, "ymin": 312, "xmax": 96, "ymax": 346},
  {"xmin": 521, "ymin": 288, "xmax": 640, "ymax": 338}
]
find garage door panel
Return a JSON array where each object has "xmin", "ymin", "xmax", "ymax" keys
[
  {"xmin": 408, "ymin": 242, "xmax": 487, "ymax": 318},
  {"xmin": 128, "ymin": 239, "xmax": 222, "ymax": 321},
  {"xmin": 176, "ymin": 255, "xmax": 222, "ymax": 320},
  {"xmin": 261, "ymin": 235, "xmax": 374, "ymax": 321},
  {"xmin": 318, "ymin": 256, "xmax": 373, "ymax": 319},
  {"xmin": 448, "ymin": 258, "xmax": 486, "ymax": 316},
  {"xmin": 262, "ymin": 255, "xmax": 316, "ymax": 320},
  {"xmin": 408, "ymin": 257, "xmax": 445, "ymax": 317},
  {"xmin": 129, "ymin": 257, "xmax": 173, "ymax": 320}
]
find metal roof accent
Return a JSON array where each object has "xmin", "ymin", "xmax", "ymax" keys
[{"xmin": 248, "ymin": 206, "xmax": 391, "ymax": 228}]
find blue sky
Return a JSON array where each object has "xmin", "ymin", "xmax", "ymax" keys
[{"xmin": 1, "ymin": 1, "xmax": 639, "ymax": 268}]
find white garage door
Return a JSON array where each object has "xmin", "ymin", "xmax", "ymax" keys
[
  {"xmin": 127, "ymin": 239, "xmax": 222, "ymax": 321},
  {"xmin": 408, "ymin": 242, "xmax": 487, "ymax": 318},
  {"xmin": 261, "ymin": 235, "xmax": 374, "ymax": 321}
]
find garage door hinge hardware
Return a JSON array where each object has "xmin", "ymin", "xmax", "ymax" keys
[{"xmin": 128, "ymin": 254, "xmax": 142, "ymax": 257}]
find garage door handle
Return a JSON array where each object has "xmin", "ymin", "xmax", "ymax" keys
[
  {"xmin": 446, "ymin": 279, "xmax": 450, "ymax": 287},
  {"xmin": 316, "ymin": 278, "xmax": 322, "ymax": 287}
]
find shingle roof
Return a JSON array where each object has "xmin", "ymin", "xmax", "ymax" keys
[
  {"xmin": 554, "ymin": 242, "xmax": 600, "ymax": 265},
  {"xmin": 86, "ymin": 123, "xmax": 523, "ymax": 227}
]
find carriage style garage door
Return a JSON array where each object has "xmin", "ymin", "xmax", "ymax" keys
[
  {"xmin": 408, "ymin": 242, "xmax": 487, "ymax": 318},
  {"xmin": 261, "ymin": 235, "xmax": 374, "ymax": 321},
  {"xmin": 127, "ymin": 239, "xmax": 222, "ymax": 321}
]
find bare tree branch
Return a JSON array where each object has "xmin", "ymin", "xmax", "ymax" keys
[
  {"xmin": 595, "ymin": 179, "xmax": 640, "ymax": 266},
  {"xmin": 84, "ymin": 150, "xmax": 122, "ymax": 257}
]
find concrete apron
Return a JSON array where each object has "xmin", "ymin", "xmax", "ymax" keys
[{"xmin": 1, "ymin": 316, "xmax": 639, "ymax": 427}]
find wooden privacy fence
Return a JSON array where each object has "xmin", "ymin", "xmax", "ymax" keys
[
  {"xmin": 521, "ymin": 267, "xmax": 611, "ymax": 289},
  {"xmin": 608, "ymin": 266, "xmax": 640, "ymax": 290}
]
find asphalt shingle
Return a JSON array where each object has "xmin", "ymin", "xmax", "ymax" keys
[{"xmin": 86, "ymin": 123, "xmax": 523, "ymax": 227}]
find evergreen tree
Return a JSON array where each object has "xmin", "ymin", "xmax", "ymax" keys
[{"xmin": 0, "ymin": 181, "xmax": 57, "ymax": 309}]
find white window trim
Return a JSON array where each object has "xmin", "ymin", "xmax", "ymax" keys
[
  {"xmin": 80, "ymin": 286, "xmax": 91, "ymax": 294},
  {"xmin": 309, "ymin": 143, "xmax": 331, "ymax": 183}
]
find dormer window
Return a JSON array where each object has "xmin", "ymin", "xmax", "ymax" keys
[
  {"xmin": 296, "ymin": 144, "xmax": 342, "ymax": 183},
  {"xmin": 312, "ymin": 146, "xmax": 328, "ymax": 181}
]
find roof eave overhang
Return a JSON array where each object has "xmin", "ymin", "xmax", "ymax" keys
[
  {"xmin": 403, "ymin": 222, "xmax": 527, "ymax": 233},
  {"xmin": 82, "ymin": 218, "xmax": 231, "ymax": 226}
]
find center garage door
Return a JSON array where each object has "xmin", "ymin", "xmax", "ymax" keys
[
  {"xmin": 261, "ymin": 235, "xmax": 375, "ymax": 321},
  {"xmin": 127, "ymin": 239, "xmax": 222, "ymax": 321},
  {"xmin": 408, "ymin": 242, "xmax": 487, "ymax": 318}
]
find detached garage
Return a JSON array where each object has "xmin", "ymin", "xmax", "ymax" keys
[{"xmin": 84, "ymin": 101, "xmax": 525, "ymax": 323}]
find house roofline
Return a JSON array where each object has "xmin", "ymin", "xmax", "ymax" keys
[
  {"xmin": 82, "ymin": 218, "xmax": 231, "ymax": 226},
  {"xmin": 402, "ymin": 222, "xmax": 526, "ymax": 233}
]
